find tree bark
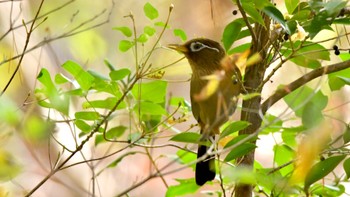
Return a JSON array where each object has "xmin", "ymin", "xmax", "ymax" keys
[{"xmin": 234, "ymin": 13, "xmax": 270, "ymax": 197}]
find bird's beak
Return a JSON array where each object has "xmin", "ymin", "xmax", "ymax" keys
[{"xmin": 167, "ymin": 44, "xmax": 188, "ymax": 53}]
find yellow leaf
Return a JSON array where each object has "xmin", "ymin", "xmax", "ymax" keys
[
  {"xmin": 290, "ymin": 123, "xmax": 331, "ymax": 184},
  {"xmin": 193, "ymin": 70, "xmax": 225, "ymax": 101}
]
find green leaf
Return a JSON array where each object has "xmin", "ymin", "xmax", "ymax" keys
[
  {"xmin": 113, "ymin": 26, "xmax": 132, "ymax": 37},
  {"xmin": 225, "ymin": 143, "xmax": 256, "ymax": 161},
  {"xmin": 144, "ymin": 26, "xmax": 156, "ymax": 36},
  {"xmin": 23, "ymin": 116, "xmax": 50, "ymax": 141},
  {"xmin": 224, "ymin": 134, "xmax": 257, "ymax": 148},
  {"xmin": 75, "ymin": 119, "xmax": 91, "ymax": 132},
  {"xmin": 0, "ymin": 149, "xmax": 21, "ymax": 182},
  {"xmin": 127, "ymin": 132, "xmax": 142, "ymax": 143},
  {"xmin": 75, "ymin": 111, "xmax": 100, "ymax": 120},
  {"xmin": 333, "ymin": 18, "xmax": 350, "ymax": 25},
  {"xmin": 285, "ymin": 0, "xmax": 299, "ymax": 14},
  {"xmin": 104, "ymin": 59, "xmax": 116, "ymax": 71},
  {"xmin": 343, "ymin": 157, "xmax": 350, "ymax": 179},
  {"xmin": 343, "ymin": 125, "xmax": 350, "ymax": 144},
  {"xmin": 281, "ymin": 126, "xmax": 305, "ymax": 147},
  {"xmin": 173, "ymin": 29, "xmax": 187, "ymax": 42},
  {"xmin": 222, "ymin": 20, "xmax": 243, "ymax": 51},
  {"xmin": 165, "ymin": 178, "xmax": 199, "ymax": 197},
  {"xmin": 283, "ymin": 86, "xmax": 328, "ymax": 128},
  {"xmin": 285, "ymin": 20, "xmax": 297, "ymax": 35},
  {"xmin": 108, "ymin": 152, "xmax": 138, "ymax": 168},
  {"xmin": 154, "ymin": 21, "xmax": 170, "ymax": 28},
  {"xmin": 82, "ymin": 97, "xmax": 126, "ymax": 110},
  {"xmin": 262, "ymin": 6, "xmax": 287, "ymax": 32},
  {"xmin": 328, "ymin": 67, "xmax": 350, "ymax": 91},
  {"xmin": 176, "ymin": 149, "xmax": 196, "ymax": 169},
  {"xmin": 118, "ymin": 40, "xmax": 134, "ymax": 52},
  {"xmin": 273, "ymin": 145, "xmax": 294, "ymax": 176},
  {"xmin": 228, "ymin": 43, "xmax": 251, "ymax": 54},
  {"xmin": 0, "ymin": 96, "xmax": 22, "ymax": 125},
  {"xmin": 106, "ymin": 126, "xmax": 127, "ymax": 139},
  {"xmin": 135, "ymin": 101, "xmax": 166, "ymax": 115},
  {"xmin": 261, "ymin": 114, "xmax": 283, "ymax": 134},
  {"xmin": 37, "ymin": 68, "xmax": 69, "ymax": 115},
  {"xmin": 144, "ymin": 2, "xmax": 159, "ymax": 20},
  {"xmin": 220, "ymin": 121, "xmax": 250, "ymax": 139},
  {"xmin": 109, "ymin": 68, "xmax": 131, "ymax": 81},
  {"xmin": 62, "ymin": 60, "xmax": 95, "ymax": 91},
  {"xmin": 95, "ymin": 134, "xmax": 105, "ymax": 146},
  {"xmin": 54, "ymin": 73, "xmax": 69, "ymax": 84},
  {"xmin": 304, "ymin": 155, "xmax": 346, "ymax": 191},
  {"xmin": 137, "ymin": 33, "xmax": 148, "ymax": 43},
  {"xmin": 242, "ymin": 2, "xmax": 265, "ymax": 26},
  {"xmin": 170, "ymin": 132, "xmax": 201, "ymax": 143},
  {"xmin": 132, "ymin": 80, "xmax": 167, "ymax": 103}
]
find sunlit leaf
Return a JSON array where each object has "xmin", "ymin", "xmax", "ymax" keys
[
  {"xmin": 243, "ymin": 2, "xmax": 265, "ymax": 26},
  {"xmin": 132, "ymin": 80, "xmax": 167, "ymax": 103},
  {"xmin": 0, "ymin": 96, "xmax": 22, "ymax": 125},
  {"xmin": 135, "ymin": 101, "xmax": 166, "ymax": 115},
  {"xmin": 54, "ymin": 73, "xmax": 70, "ymax": 84},
  {"xmin": 273, "ymin": 145, "xmax": 294, "ymax": 176},
  {"xmin": 37, "ymin": 68, "xmax": 69, "ymax": 115},
  {"xmin": 118, "ymin": 40, "xmax": 134, "ymax": 52},
  {"xmin": 144, "ymin": 26, "xmax": 156, "ymax": 36},
  {"xmin": 285, "ymin": 0, "xmax": 299, "ymax": 14},
  {"xmin": 154, "ymin": 21, "xmax": 170, "ymax": 28},
  {"xmin": 220, "ymin": 121, "xmax": 250, "ymax": 139},
  {"xmin": 166, "ymin": 178, "xmax": 199, "ymax": 197},
  {"xmin": 173, "ymin": 29, "xmax": 187, "ymax": 42},
  {"xmin": 176, "ymin": 149, "xmax": 196, "ymax": 169},
  {"xmin": 75, "ymin": 111, "xmax": 100, "ymax": 120},
  {"xmin": 0, "ymin": 149, "xmax": 21, "ymax": 181},
  {"xmin": 75, "ymin": 119, "xmax": 91, "ymax": 132},
  {"xmin": 109, "ymin": 68, "xmax": 131, "ymax": 81},
  {"xmin": 62, "ymin": 60, "xmax": 95, "ymax": 91},
  {"xmin": 144, "ymin": 2, "xmax": 159, "ymax": 20},
  {"xmin": 137, "ymin": 33, "xmax": 148, "ymax": 43},
  {"xmin": 328, "ymin": 68, "xmax": 350, "ymax": 91},
  {"xmin": 170, "ymin": 132, "xmax": 201, "ymax": 143},
  {"xmin": 113, "ymin": 26, "xmax": 132, "ymax": 37}
]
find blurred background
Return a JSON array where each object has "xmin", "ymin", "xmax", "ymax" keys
[{"xmin": 0, "ymin": 0, "xmax": 348, "ymax": 196}]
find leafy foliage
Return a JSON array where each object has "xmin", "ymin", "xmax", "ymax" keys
[{"xmin": 2, "ymin": 0, "xmax": 350, "ymax": 197}]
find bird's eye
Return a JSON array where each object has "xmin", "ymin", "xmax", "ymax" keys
[{"xmin": 190, "ymin": 42, "xmax": 205, "ymax": 52}]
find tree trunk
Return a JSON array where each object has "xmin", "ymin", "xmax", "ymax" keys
[{"xmin": 234, "ymin": 13, "xmax": 270, "ymax": 197}]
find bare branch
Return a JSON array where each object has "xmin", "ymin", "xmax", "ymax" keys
[{"xmin": 261, "ymin": 60, "xmax": 350, "ymax": 113}]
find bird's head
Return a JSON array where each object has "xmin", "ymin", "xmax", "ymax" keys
[{"xmin": 168, "ymin": 38, "xmax": 225, "ymax": 71}]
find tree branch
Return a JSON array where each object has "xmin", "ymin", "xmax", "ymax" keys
[{"xmin": 261, "ymin": 60, "xmax": 350, "ymax": 114}]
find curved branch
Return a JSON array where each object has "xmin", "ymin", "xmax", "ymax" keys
[{"xmin": 261, "ymin": 60, "xmax": 350, "ymax": 114}]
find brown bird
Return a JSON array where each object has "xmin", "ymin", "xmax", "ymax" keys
[{"xmin": 169, "ymin": 38, "xmax": 241, "ymax": 186}]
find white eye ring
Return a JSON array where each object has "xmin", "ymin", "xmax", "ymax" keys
[
  {"xmin": 190, "ymin": 42, "xmax": 205, "ymax": 52},
  {"xmin": 189, "ymin": 42, "xmax": 220, "ymax": 53}
]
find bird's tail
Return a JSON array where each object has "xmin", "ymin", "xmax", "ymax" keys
[{"xmin": 195, "ymin": 142, "xmax": 216, "ymax": 186}]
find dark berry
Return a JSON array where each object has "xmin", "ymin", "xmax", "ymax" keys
[
  {"xmin": 232, "ymin": 10, "xmax": 238, "ymax": 15},
  {"xmin": 333, "ymin": 45, "xmax": 338, "ymax": 50},
  {"xmin": 335, "ymin": 50, "xmax": 340, "ymax": 55},
  {"xmin": 283, "ymin": 33, "xmax": 289, "ymax": 41}
]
